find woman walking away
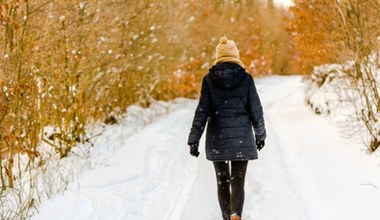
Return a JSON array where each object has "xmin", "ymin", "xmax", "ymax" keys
[{"xmin": 187, "ymin": 36, "xmax": 266, "ymax": 220}]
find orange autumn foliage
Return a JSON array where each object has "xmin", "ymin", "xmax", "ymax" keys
[
  {"xmin": 0, "ymin": 0, "xmax": 293, "ymax": 197},
  {"xmin": 287, "ymin": 0, "xmax": 345, "ymax": 74}
]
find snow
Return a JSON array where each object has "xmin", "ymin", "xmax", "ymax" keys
[
  {"xmin": 31, "ymin": 76, "xmax": 380, "ymax": 220},
  {"xmin": 306, "ymin": 59, "xmax": 380, "ymax": 146}
]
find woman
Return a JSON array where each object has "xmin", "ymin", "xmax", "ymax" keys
[{"xmin": 187, "ymin": 36, "xmax": 266, "ymax": 220}]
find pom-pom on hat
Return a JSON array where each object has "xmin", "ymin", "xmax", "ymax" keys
[{"xmin": 215, "ymin": 36, "xmax": 245, "ymax": 68}]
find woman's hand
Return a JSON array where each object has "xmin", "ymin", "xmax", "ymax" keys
[
  {"xmin": 256, "ymin": 140, "xmax": 265, "ymax": 151},
  {"xmin": 190, "ymin": 143, "xmax": 200, "ymax": 157}
]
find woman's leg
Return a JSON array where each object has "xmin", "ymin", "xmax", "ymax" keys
[
  {"xmin": 230, "ymin": 160, "xmax": 248, "ymax": 217},
  {"xmin": 213, "ymin": 161, "xmax": 231, "ymax": 219}
]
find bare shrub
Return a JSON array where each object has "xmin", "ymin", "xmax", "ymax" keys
[
  {"xmin": 335, "ymin": 0, "xmax": 380, "ymax": 152},
  {"xmin": 302, "ymin": 0, "xmax": 380, "ymax": 153}
]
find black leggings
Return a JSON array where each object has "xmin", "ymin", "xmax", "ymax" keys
[{"xmin": 213, "ymin": 161, "xmax": 248, "ymax": 219}]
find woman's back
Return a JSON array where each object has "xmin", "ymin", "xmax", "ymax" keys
[
  {"xmin": 203, "ymin": 62, "xmax": 256, "ymax": 161},
  {"xmin": 187, "ymin": 36, "xmax": 267, "ymax": 220}
]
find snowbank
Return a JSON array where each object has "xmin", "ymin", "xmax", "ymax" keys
[
  {"xmin": 1, "ymin": 98, "xmax": 191, "ymax": 220},
  {"xmin": 306, "ymin": 56, "xmax": 380, "ymax": 149}
]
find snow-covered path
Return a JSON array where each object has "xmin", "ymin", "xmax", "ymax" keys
[{"xmin": 32, "ymin": 76, "xmax": 380, "ymax": 220}]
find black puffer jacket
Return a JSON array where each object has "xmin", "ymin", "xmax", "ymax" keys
[{"xmin": 188, "ymin": 62, "xmax": 266, "ymax": 161}]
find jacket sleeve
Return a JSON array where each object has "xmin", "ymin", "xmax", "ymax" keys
[
  {"xmin": 247, "ymin": 75, "xmax": 266, "ymax": 141},
  {"xmin": 187, "ymin": 77, "xmax": 211, "ymax": 145}
]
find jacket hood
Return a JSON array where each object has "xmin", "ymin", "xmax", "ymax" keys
[{"xmin": 209, "ymin": 62, "xmax": 246, "ymax": 89}]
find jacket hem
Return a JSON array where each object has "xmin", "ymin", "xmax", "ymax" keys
[{"xmin": 206, "ymin": 156, "xmax": 258, "ymax": 162}]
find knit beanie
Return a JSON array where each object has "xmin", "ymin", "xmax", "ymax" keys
[{"xmin": 215, "ymin": 36, "xmax": 245, "ymax": 68}]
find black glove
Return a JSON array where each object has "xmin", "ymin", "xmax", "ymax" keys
[
  {"xmin": 189, "ymin": 143, "xmax": 200, "ymax": 157},
  {"xmin": 256, "ymin": 140, "xmax": 265, "ymax": 151}
]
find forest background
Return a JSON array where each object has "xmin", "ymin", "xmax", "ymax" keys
[{"xmin": 0, "ymin": 0, "xmax": 380, "ymax": 218}]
